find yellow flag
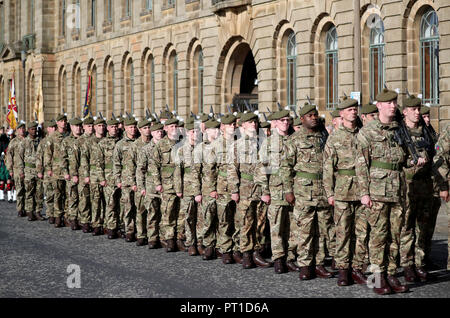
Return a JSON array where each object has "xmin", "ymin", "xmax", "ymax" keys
[{"xmin": 35, "ymin": 76, "xmax": 44, "ymax": 123}]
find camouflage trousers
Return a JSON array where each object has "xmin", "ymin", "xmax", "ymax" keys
[
  {"xmin": 180, "ymin": 196, "xmax": 198, "ymax": 247},
  {"xmin": 268, "ymin": 204, "xmax": 291, "ymax": 261},
  {"xmin": 103, "ymin": 186, "xmax": 121, "ymax": 231},
  {"xmin": 120, "ymin": 186, "xmax": 136, "ymax": 236},
  {"xmin": 367, "ymin": 201, "xmax": 404, "ymax": 275},
  {"xmin": 200, "ymin": 196, "xmax": 218, "ymax": 248},
  {"xmin": 13, "ymin": 175, "xmax": 25, "ymax": 213},
  {"xmin": 43, "ymin": 180, "xmax": 55, "ymax": 217},
  {"xmin": 236, "ymin": 199, "xmax": 259, "ymax": 253},
  {"xmin": 352, "ymin": 206, "xmax": 371, "ymax": 270},
  {"xmin": 78, "ymin": 183, "xmax": 91, "ymax": 225},
  {"xmin": 90, "ymin": 183, "xmax": 106, "ymax": 229},
  {"xmin": 66, "ymin": 181, "xmax": 79, "ymax": 222},
  {"xmin": 293, "ymin": 203, "xmax": 334, "ymax": 267},
  {"xmin": 447, "ymin": 200, "xmax": 450, "ymax": 270},
  {"xmin": 136, "ymin": 192, "xmax": 162, "ymax": 240},
  {"xmin": 255, "ymin": 201, "xmax": 270, "ymax": 251},
  {"xmin": 216, "ymin": 195, "xmax": 236, "ymax": 254},
  {"xmin": 159, "ymin": 193, "xmax": 181, "ymax": 241},
  {"xmin": 52, "ymin": 179, "xmax": 66, "ymax": 218},
  {"xmin": 24, "ymin": 177, "xmax": 40, "ymax": 213},
  {"xmin": 36, "ymin": 179, "xmax": 44, "ymax": 212},
  {"xmin": 286, "ymin": 205, "xmax": 299, "ymax": 262},
  {"xmin": 333, "ymin": 200, "xmax": 365, "ymax": 269}
]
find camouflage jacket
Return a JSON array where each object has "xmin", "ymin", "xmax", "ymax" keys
[
  {"xmin": 17, "ymin": 136, "xmax": 40, "ymax": 179},
  {"xmin": 62, "ymin": 135, "xmax": 81, "ymax": 177},
  {"xmin": 113, "ymin": 135, "xmax": 137, "ymax": 187},
  {"xmin": 97, "ymin": 134, "xmax": 120, "ymax": 185},
  {"xmin": 212, "ymin": 135, "xmax": 239, "ymax": 198},
  {"xmin": 5, "ymin": 136, "xmax": 24, "ymax": 173},
  {"xmin": 149, "ymin": 136, "xmax": 182, "ymax": 194},
  {"xmin": 44, "ymin": 131, "xmax": 68, "ymax": 180},
  {"xmin": 80, "ymin": 135, "xmax": 103, "ymax": 183},
  {"xmin": 192, "ymin": 139, "xmax": 217, "ymax": 197},
  {"xmin": 136, "ymin": 139, "xmax": 160, "ymax": 196},
  {"xmin": 36, "ymin": 135, "xmax": 51, "ymax": 179},
  {"xmin": 433, "ymin": 125, "xmax": 450, "ymax": 192},
  {"xmin": 355, "ymin": 119, "xmax": 407, "ymax": 203},
  {"xmin": 129, "ymin": 138, "xmax": 150, "ymax": 187},
  {"xmin": 323, "ymin": 125, "xmax": 360, "ymax": 202},
  {"xmin": 174, "ymin": 139, "xmax": 202, "ymax": 197},
  {"xmin": 280, "ymin": 126, "xmax": 328, "ymax": 207},
  {"xmin": 258, "ymin": 131, "xmax": 290, "ymax": 206}
]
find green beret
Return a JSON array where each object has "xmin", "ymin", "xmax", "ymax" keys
[
  {"xmin": 69, "ymin": 118, "xmax": 83, "ymax": 126},
  {"xmin": 138, "ymin": 119, "xmax": 151, "ymax": 128},
  {"xmin": 205, "ymin": 119, "xmax": 220, "ymax": 129},
  {"xmin": 45, "ymin": 119, "xmax": 57, "ymax": 127},
  {"xmin": 178, "ymin": 121, "xmax": 185, "ymax": 127},
  {"xmin": 150, "ymin": 123, "xmax": 164, "ymax": 131},
  {"xmin": 271, "ymin": 110, "xmax": 290, "ymax": 120},
  {"xmin": 27, "ymin": 121, "xmax": 39, "ymax": 129},
  {"xmin": 293, "ymin": 117, "xmax": 302, "ymax": 126},
  {"xmin": 376, "ymin": 88, "xmax": 398, "ymax": 102},
  {"xmin": 124, "ymin": 117, "xmax": 137, "ymax": 126},
  {"xmin": 337, "ymin": 96, "xmax": 358, "ymax": 110},
  {"xmin": 185, "ymin": 121, "xmax": 195, "ymax": 130},
  {"xmin": 83, "ymin": 117, "xmax": 94, "ymax": 125},
  {"xmin": 361, "ymin": 103, "xmax": 378, "ymax": 114},
  {"xmin": 240, "ymin": 112, "xmax": 258, "ymax": 123},
  {"xmin": 56, "ymin": 113, "xmax": 67, "ymax": 121},
  {"xmin": 16, "ymin": 121, "xmax": 26, "ymax": 129},
  {"xmin": 331, "ymin": 109, "xmax": 341, "ymax": 118},
  {"xmin": 185, "ymin": 117, "xmax": 195, "ymax": 125},
  {"xmin": 236, "ymin": 112, "xmax": 244, "ymax": 119},
  {"xmin": 260, "ymin": 121, "xmax": 271, "ymax": 129},
  {"xmin": 403, "ymin": 95, "xmax": 422, "ymax": 108},
  {"xmin": 420, "ymin": 106, "xmax": 430, "ymax": 115},
  {"xmin": 164, "ymin": 117, "xmax": 179, "ymax": 126},
  {"xmin": 107, "ymin": 118, "xmax": 119, "ymax": 126},
  {"xmin": 198, "ymin": 113, "xmax": 210, "ymax": 123},
  {"xmin": 94, "ymin": 118, "xmax": 106, "ymax": 125},
  {"xmin": 220, "ymin": 114, "xmax": 237, "ymax": 125},
  {"xmin": 119, "ymin": 116, "xmax": 124, "ymax": 124},
  {"xmin": 299, "ymin": 103, "xmax": 318, "ymax": 117}
]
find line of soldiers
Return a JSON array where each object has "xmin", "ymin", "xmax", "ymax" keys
[{"xmin": 5, "ymin": 87, "xmax": 449, "ymax": 296}]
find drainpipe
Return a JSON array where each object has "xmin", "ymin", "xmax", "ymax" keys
[{"xmin": 354, "ymin": 0, "xmax": 362, "ymax": 101}]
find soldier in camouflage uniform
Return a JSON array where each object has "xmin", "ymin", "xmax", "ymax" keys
[
  {"xmin": 81, "ymin": 117, "xmax": 107, "ymax": 235},
  {"xmin": 355, "ymin": 88, "xmax": 427, "ymax": 295},
  {"xmin": 280, "ymin": 104, "xmax": 335, "ymax": 280},
  {"xmin": 61, "ymin": 117, "xmax": 83, "ymax": 230},
  {"xmin": 98, "ymin": 117, "xmax": 121, "ymax": 239},
  {"xmin": 17, "ymin": 121, "xmax": 45, "ymax": 221},
  {"xmin": 6, "ymin": 121, "xmax": 26, "ymax": 217},
  {"xmin": 36, "ymin": 120, "xmax": 57, "ymax": 223},
  {"xmin": 323, "ymin": 97, "xmax": 368, "ymax": 286},
  {"xmin": 133, "ymin": 118, "xmax": 152, "ymax": 246},
  {"xmin": 44, "ymin": 114, "xmax": 69, "ymax": 227},
  {"xmin": 150, "ymin": 117, "xmax": 183, "ymax": 252},
  {"xmin": 114, "ymin": 116, "xmax": 139, "ymax": 242},
  {"xmin": 433, "ymin": 124, "xmax": 450, "ymax": 271},
  {"xmin": 77, "ymin": 116, "xmax": 95, "ymax": 232},
  {"xmin": 259, "ymin": 109, "xmax": 298, "ymax": 273},
  {"xmin": 399, "ymin": 95, "xmax": 434, "ymax": 282},
  {"xmin": 136, "ymin": 122, "xmax": 164, "ymax": 248}
]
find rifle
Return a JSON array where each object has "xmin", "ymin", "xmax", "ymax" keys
[{"xmin": 393, "ymin": 108, "xmax": 420, "ymax": 164}]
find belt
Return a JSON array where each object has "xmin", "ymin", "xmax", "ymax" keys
[
  {"xmin": 337, "ymin": 169, "xmax": 356, "ymax": 176},
  {"xmin": 146, "ymin": 171, "xmax": 153, "ymax": 177},
  {"xmin": 296, "ymin": 171, "xmax": 322, "ymax": 180},
  {"xmin": 184, "ymin": 167, "xmax": 192, "ymax": 174},
  {"xmin": 105, "ymin": 163, "xmax": 113, "ymax": 170},
  {"xmin": 25, "ymin": 163, "xmax": 36, "ymax": 168},
  {"xmin": 371, "ymin": 160, "xmax": 401, "ymax": 171},
  {"xmin": 53, "ymin": 157, "xmax": 61, "ymax": 162},
  {"xmin": 241, "ymin": 173, "xmax": 254, "ymax": 181},
  {"xmin": 162, "ymin": 166, "xmax": 175, "ymax": 174},
  {"xmin": 218, "ymin": 170, "xmax": 227, "ymax": 178}
]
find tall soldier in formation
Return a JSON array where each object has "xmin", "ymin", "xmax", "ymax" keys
[
  {"xmin": 44, "ymin": 114, "xmax": 69, "ymax": 227},
  {"xmin": 6, "ymin": 121, "xmax": 26, "ymax": 217}
]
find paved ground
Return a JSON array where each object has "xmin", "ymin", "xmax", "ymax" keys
[{"xmin": 0, "ymin": 200, "xmax": 449, "ymax": 299}]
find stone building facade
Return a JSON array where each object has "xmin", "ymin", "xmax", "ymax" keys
[{"xmin": 0, "ymin": 0, "xmax": 449, "ymax": 129}]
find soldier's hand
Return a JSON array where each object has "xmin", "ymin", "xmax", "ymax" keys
[
  {"xmin": 361, "ymin": 195, "xmax": 373, "ymax": 208},
  {"xmin": 37, "ymin": 173, "xmax": 43, "ymax": 179},
  {"xmin": 261, "ymin": 195, "xmax": 271, "ymax": 204},
  {"xmin": 440, "ymin": 190, "xmax": 449, "ymax": 202},
  {"xmin": 9, "ymin": 172, "xmax": 13, "ymax": 178},
  {"xmin": 285, "ymin": 192, "xmax": 295, "ymax": 206},
  {"xmin": 210, "ymin": 191, "xmax": 218, "ymax": 199},
  {"xmin": 156, "ymin": 185, "xmax": 163, "ymax": 193},
  {"xmin": 117, "ymin": 183, "xmax": 122, "ymax": 189},
  {"xmin": 132, "ymin": 185, "xmax": 138, "ymax": 192},
  {"xmin": 232, "ymin": 192, "xmax": 240, "ymax": 203},
  {"xmin": 47, "ymin": 171, "xmax": 53, "ymax": 177},
  {"xmin": 84, "ymin": 177, "xmax": 90, "ymax": 185},
  {"xmin": 72, "ymin": 176, "xmax": 79, "ymax": 184},
  {"xmin": 415, "ymin": 157, "xmax": 427, "ymax": 167},
  {"xmin": 141, "ymin": 189, "xmax": 146, "ymax": 196},
  {"xmin": 195, "ymin": 195, "xmax": 202, "ymax": 203},
  {"xmin": 100, "ymin": 181, "xmax": 106, "ymax": 187},
  {"xmin": 177, "ymin": 192, "xmax": 183, "ymax": 198},
  {"xmin": 328, "ymin": 196, "xmax": 335, "ymax": 206},
  {"xmin": 64, "ymin": 174, "xmax": 70, "ymax": 181}
]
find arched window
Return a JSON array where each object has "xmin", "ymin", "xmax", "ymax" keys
[
  {"xmin": 105, "ymin": 60, "xmax": 114, "ymax": 117},
  {"xmin": 73, "ymin": 64, "xmax": 82, "ymax": 116},
  {"xmin": 325, "ymin": 26, "xmax": 338, "ymax": 110},
  {"xmin": 287, "ymin": 32, "xmax": 297, "ymax": 109},
  {"xmin": 124, "ymin": 58, "xmax": 134, "ymax": 113},
  {"xmin": 90, "ymin": 65, "xmax": 97, "ymax": 114},
  {"xmin": 58, "ymin": 68, "xmax": 67, "ymax": 114},
  {"xmin": 168, "ymin": 52, "xmax": 178, "ymax": 111},
  {"xmin": 145, "ymin": 55, "xmax": 155, "ymax": 113},
  {"xmin": 420, "ymin": 9, "xmax": 439, "ymax": 105},
  {"xmin": 370, "ymin": 19, "xmax": 385, "ymax": 101}
]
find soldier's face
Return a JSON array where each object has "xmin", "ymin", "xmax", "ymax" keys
[
  {"xmin": 71, "ymin": 125, "xmax": 82, "ymax": 136},
  {"xmin": 16, "ymin": 127, "xmax": 25, "ymax": 137},
  {"xmin": 151, "ymin": 129, "xmax": 164, "ymax": 141},
  {"xmin": 242, "ymin": 120, "xmax": 257, "ymax": 137},
  {"xmin": 46, "ymin": 126, "xmax": 55, "ymax": 134},
  {"xmin": 340, "ymin": 106, "xmax": 358, "ymax": 123},
  {"xmin": 188, "ymin": 129, "xmax": 198, "ymax": 144},
  {"xmin": 166, "ymin": 124, "xmax": 179, "ymax": 140},
  {"xmin": 221, "ymin": 123, "xmax": 236, "ymax": 137},
  {"xmin": 107, "ymin": 125, "xmax": 118, "ymax": 137},
  {"xmin": 362, "ymin": 113, "xmax": 378, "ymax": 125},
  {"xmin": 95, "ymin": 124, "xmax": 106, "ymax": 136},
  {"xmin": 277, "ymin": 117, "xmax": 290, "ymax": 134},
  {"xmin": 377, "ymin": 100, "xmax": 397, "ymax": 118},
  {"xmin": 57, "ymin": 120, "xmax": 67, "ymax": 131},
  {"xmin": 140, "ymin": 125, "xmax": 151, "ymax": 138},
  {"xmin": 28, "ymin": 127, "xmax": 37, "ymax": 137},
  {"xmin": 301, "ymin": 112, "xmax": 319, "ymax": 129},
  {"xmin": 206, "ymin": 128, "xmax": 219, "ymax": 141},
  {"xmin": 125, "ymin": 125, "xmax": 138, "ymax": 138},
  {"xmin": 83, "ymin": 124, "xmax": 94, "ymax": 135},
  {"xmin": 422, "ymin": 114, "xmax": 431, "ymax": 126},
  {"xmin": 403, "ymin": 106, "xmax": 420, "ymax": 124}
]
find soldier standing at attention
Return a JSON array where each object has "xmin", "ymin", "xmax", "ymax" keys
[
  {"xmin": 150, "ymin": 117, "xmax": 183, "ymax": 252},
  {"xmin": 18, "ymin": 121, "xmax": 45, "ymax": 221},
  {"xmin": 62, "ymin": 117, "xmax": 83, "ymax": 230},
  {"xmin": 6, "ymin": 121, "xmax": 26, "ymax": 217},
  {"xmin": 78, "ymin": 116, "xmax": 95, "ymax": 233},
  {"xmin": 98, "ymin": 116, "xmax": 121, "ymax": 239},
  {"xmin": 113, "ymin": 116, "xmax": 138, "ymax": 242},
  {"xmin": 133, "ymin": 118, "xmax": 152, "ymax": 246},
  {"xmin": 355, "ymin": 88, "xmax": 426, "ymax": 295},
  {"xmin": 37, "ymin": 120, "xmax": 57, "ymax": 223},
  {"xmin": 280, "ymin": 103, "xmax": 335, "ymax": 280},
  {"xmin": 323, "ymin": 97, "xmax": 367, "ymax": 286},
  {"xmin": 136, "ymin": 122, "xmax": 164, "ymax": 249}
]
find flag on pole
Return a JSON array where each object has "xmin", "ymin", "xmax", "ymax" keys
[
  {"xmin": 83, "ymin": 71, "xmax": 92, "ymax": 118},
  {"xmin": 34, "ymin": 76, "xmax": 45, "ymax": 124},
  {"xmin": 7, "ymin": 74, "xmax": 18, "ymax": 130}
]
